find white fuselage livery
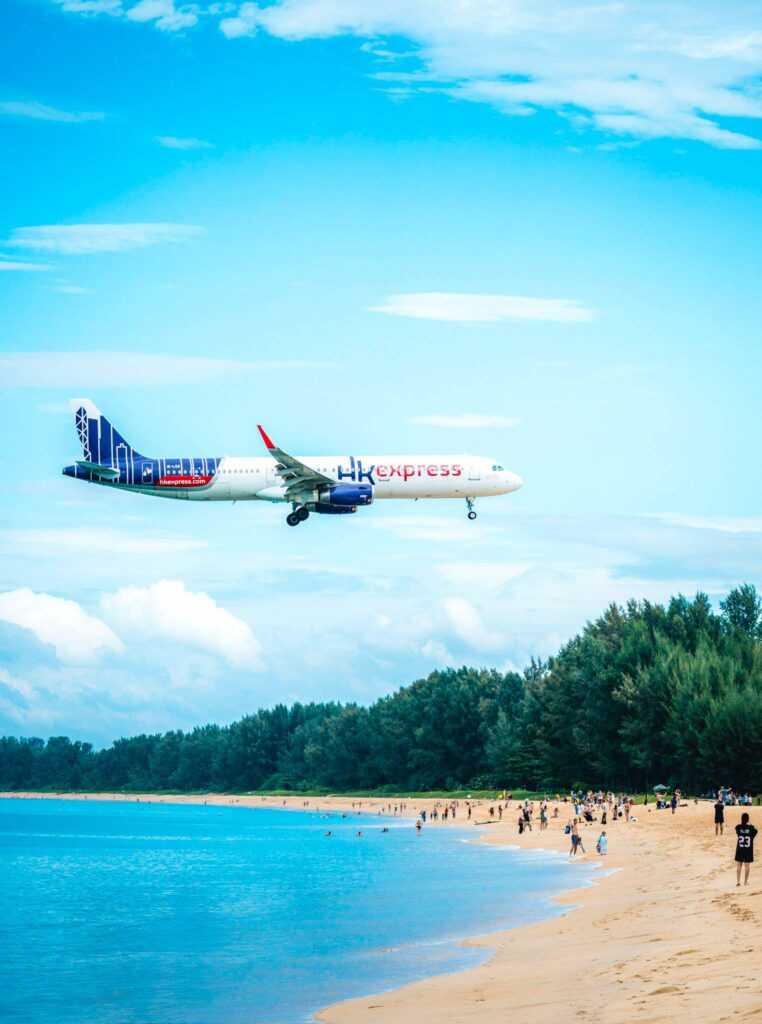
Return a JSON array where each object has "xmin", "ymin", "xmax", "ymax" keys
[{"xmin": 185, "ymin": 455, "xmax": 522, "ymax": 502}]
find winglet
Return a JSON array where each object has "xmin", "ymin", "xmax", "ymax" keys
[{"xmin": 257, "ymin": 424, "xmax": 276, "ymax": 450}]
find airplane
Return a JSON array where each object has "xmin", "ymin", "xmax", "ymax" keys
[{"xmin": 62, "ymin": 399, "xmax": 523, "ymax": 526}]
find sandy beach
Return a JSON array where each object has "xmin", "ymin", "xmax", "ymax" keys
[{"xmin": 3, "ymin": 792, "xmax": 760, "ymax": 1022}]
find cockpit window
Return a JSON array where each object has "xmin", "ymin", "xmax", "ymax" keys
[{"xmin": 492, "ymin": 464, "xmax": 505, "ymax": 471}]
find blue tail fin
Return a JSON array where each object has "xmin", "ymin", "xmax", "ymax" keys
[{"xmin": 70, "ymin": 398, "xmax": 144, "ymax": 467}]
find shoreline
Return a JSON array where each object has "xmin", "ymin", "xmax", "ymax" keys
[{"xmin": 3, "ymin": 792, "xmax": 760, "ymax": 1023}]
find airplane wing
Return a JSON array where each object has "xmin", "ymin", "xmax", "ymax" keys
[{"xmin": 257, "ymin": 425, "xmax": 334, "ymax": 502}]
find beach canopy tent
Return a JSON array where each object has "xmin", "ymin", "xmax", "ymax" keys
[{"xmin": 653, "ymin": 784, "xmax": 668, "ymax": 792}]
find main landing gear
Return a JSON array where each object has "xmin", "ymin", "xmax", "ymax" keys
[
  {"xmin": 466, "ymin": 497, "xmax": 477, "ymax": 521},
  {"xmin": 286, "ymin": 506, "xmax": 310, "ymax": 527}
]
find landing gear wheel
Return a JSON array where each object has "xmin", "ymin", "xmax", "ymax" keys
[
  {"xmin": 297, "ymin": 506, "xmax": 310, "ymax": 522},
  {"xmin": 468, "ymin": 510, "xmax": 477, "ymax": 521},
  {"xmin": 286, "ymin": 512, "xmax": 301, "ymax": 527},
  {"xmin": 466, "ymin": 498, "xmax": 477, "ymax": 521}
]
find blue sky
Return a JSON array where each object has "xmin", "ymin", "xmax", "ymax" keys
[{"xmin": 1, "ymin": 0, "xmax": 761, "ymax": 743}]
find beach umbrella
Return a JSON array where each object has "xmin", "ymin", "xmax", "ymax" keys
[{"xmin": 653, "ymin": 784, "xmax": 668, "ymax": 792}]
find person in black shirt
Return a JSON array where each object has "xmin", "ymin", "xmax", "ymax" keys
[
  {"xmin": 735, "ymin": 812, "xmax": 757, "ymax": 886},
  {"xmin": 714, "ymin": 797, "xmax": 725, "ymax": 836}
]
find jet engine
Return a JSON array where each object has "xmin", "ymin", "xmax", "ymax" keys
[{"xmin": 317, "ymin": 483, "xmax": 373, "ymax": 507}]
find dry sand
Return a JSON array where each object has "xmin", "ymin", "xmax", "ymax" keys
[{"xmin": 3, "ymin": 792, "xmax": 761, "ymax": 1022}]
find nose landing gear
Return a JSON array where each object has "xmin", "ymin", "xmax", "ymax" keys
[
  {"xmin": 466, "ymin": 497, "xmax": 477, "ymax": 520},
  {"xmin": 286, "ymin": 506, "xmax": 310, "ymax": 526}
]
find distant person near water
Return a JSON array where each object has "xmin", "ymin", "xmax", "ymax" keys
[
  {"xmin": 714, "ymin": 796, "xmax": 725, "ymax": 836},
  {"xmin": 569, "ymin": 819, "xmax": 585, "ymax": 856},
  {"xmin": 735, "ymin": 813, "xmax": 757, "ymax": 886}
]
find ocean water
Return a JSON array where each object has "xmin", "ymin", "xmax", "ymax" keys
[{"xmin": 0, "ymin": 798, "xmax": 596, "ymax": 1024}]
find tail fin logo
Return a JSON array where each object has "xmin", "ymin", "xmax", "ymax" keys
[{"xmin": 75, "ymin": 406, "xmax": 93, "ymax": 462}]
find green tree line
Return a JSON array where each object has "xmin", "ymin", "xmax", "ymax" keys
[{"xmin": 2, "ymin": 585, "xmax": 761, "ymax": 794}]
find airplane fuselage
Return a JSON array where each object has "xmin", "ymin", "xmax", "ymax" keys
[{"xmin": 63, "ymin": 453, "xmax": 522, "ymax": 502}]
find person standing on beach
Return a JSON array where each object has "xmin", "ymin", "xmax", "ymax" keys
[
  {"xmin": 735, "ymin": 812, "xmax": 757, "ymax": 886},
  {"xmin": 714, "ymin": 796, "xmax": 725, "ymax": 836},
  {"xmin": 570, "ymin": 818, "xmax": 585, "ymax": 856}
]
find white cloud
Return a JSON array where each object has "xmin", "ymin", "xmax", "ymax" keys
[
  {"xmin": 0, "ymin": 668, "xmax": 35, "ymax": 703},
  {"xmin": 0, "ymin": 668, "xmax": 58, "ymax": 727},
  {"xmin": 54, "ymin": 0, "xmax": 200, "ymax": 29},
  {"xmin": 371, "ymin": 514, "xmax": 498, "ymax": 544},
  {"xmin": 55, "ymin": 0, "xmax": 122, "ymax": 11},
  {"xmin": 443, "ymin": 597, "xmax": 503, "ymax": 651},
  {"xmin": 0, "ymin": 350, "xmax": 331, "ymax": 388},
  {"xmin": 6, "ymin": 223, "xmax": 203, "ymax": 255},
  {"xmin": 647, "ymin": 514, "xmax": 762, "ymax": 535},
  {"xmin": 53, "ymin": 284, "xmax": 92, "ymax": 294},
  {"xmin": 221, "ymin": 1, "xmax": 762, "ymax": 149},
  {"xmin": 50, "ymin": 1, "xmax": 762, "ymax": 148},
  {"xmin": 0, "ymin": 100, "xmax": 104, "ymax": 123},
  {"xmin": 219, "ymin": 4, "xmax": 258, "ymax": 38},
  {"xmin": 156, "ymin": 135, "xmax": 213, "ymax": 149},
  {"xmin": 101, "ymin": 579, "xmax": 262, "ymax": 668},
  {"xmin": 0, "ymin": 260, "xmax": 53, "ymax": 272},
  {"xmin": 0, "ymin": 588, "xmax": 124, "ymax": 663},
  {"xmin": 370, "ymin": 292, "xmax": 595, "ymax": 323},
  {"xmin": 411, "ymin": 414, "xmax": 519, "ymax": 429},
  {"xmin": 126, "ymin": 0, "xmax": 198, "ymax": 31},
  {"xmin": 438, "ymin": 561, "xmax": 530, "ymax": 590},
  {"xmin": 1, "ymin": 528, "xmax": 207, "ymax": 557},
  {"xmin": 420, "ymin": 638, "xmax": 457, "ymax": 666}
]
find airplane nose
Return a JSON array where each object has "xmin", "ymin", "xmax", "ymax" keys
[{"xmin": 507, "ymin": 471, "xmax": 524, "ymax": 491}]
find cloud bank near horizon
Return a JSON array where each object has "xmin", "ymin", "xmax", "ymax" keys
[{"xmin": 2, "ymin": 510, "xmax": 760, "ymax": 742}]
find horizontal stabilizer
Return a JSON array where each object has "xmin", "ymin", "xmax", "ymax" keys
[{"xmin": 77, "ymin": 460, "xmax": 120, "ymax": 479}]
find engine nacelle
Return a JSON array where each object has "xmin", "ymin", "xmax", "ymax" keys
[
  {"xmin": 312, "ymin": 504, "xmax": 357, "ymax": 515},
  {"xmin": 318, "ymin": 483, "xmax": 373, "ymax": 507}
]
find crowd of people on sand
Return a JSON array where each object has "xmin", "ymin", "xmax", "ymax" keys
[
  {"xmin": 267, "ymin": 786, "xmax": 756, "ymax": 883},
  {"xmin": 404, "ymin": 786, "xmax": 756, "ymax": 881},
  {"xmin": 713, "ymin": 787, "xmax": 754, "ymax": 807}
]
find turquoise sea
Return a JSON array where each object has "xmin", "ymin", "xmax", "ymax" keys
[{"xmin": 0, "ymin": 798, "xmax": 596, "ymax": 1023}]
